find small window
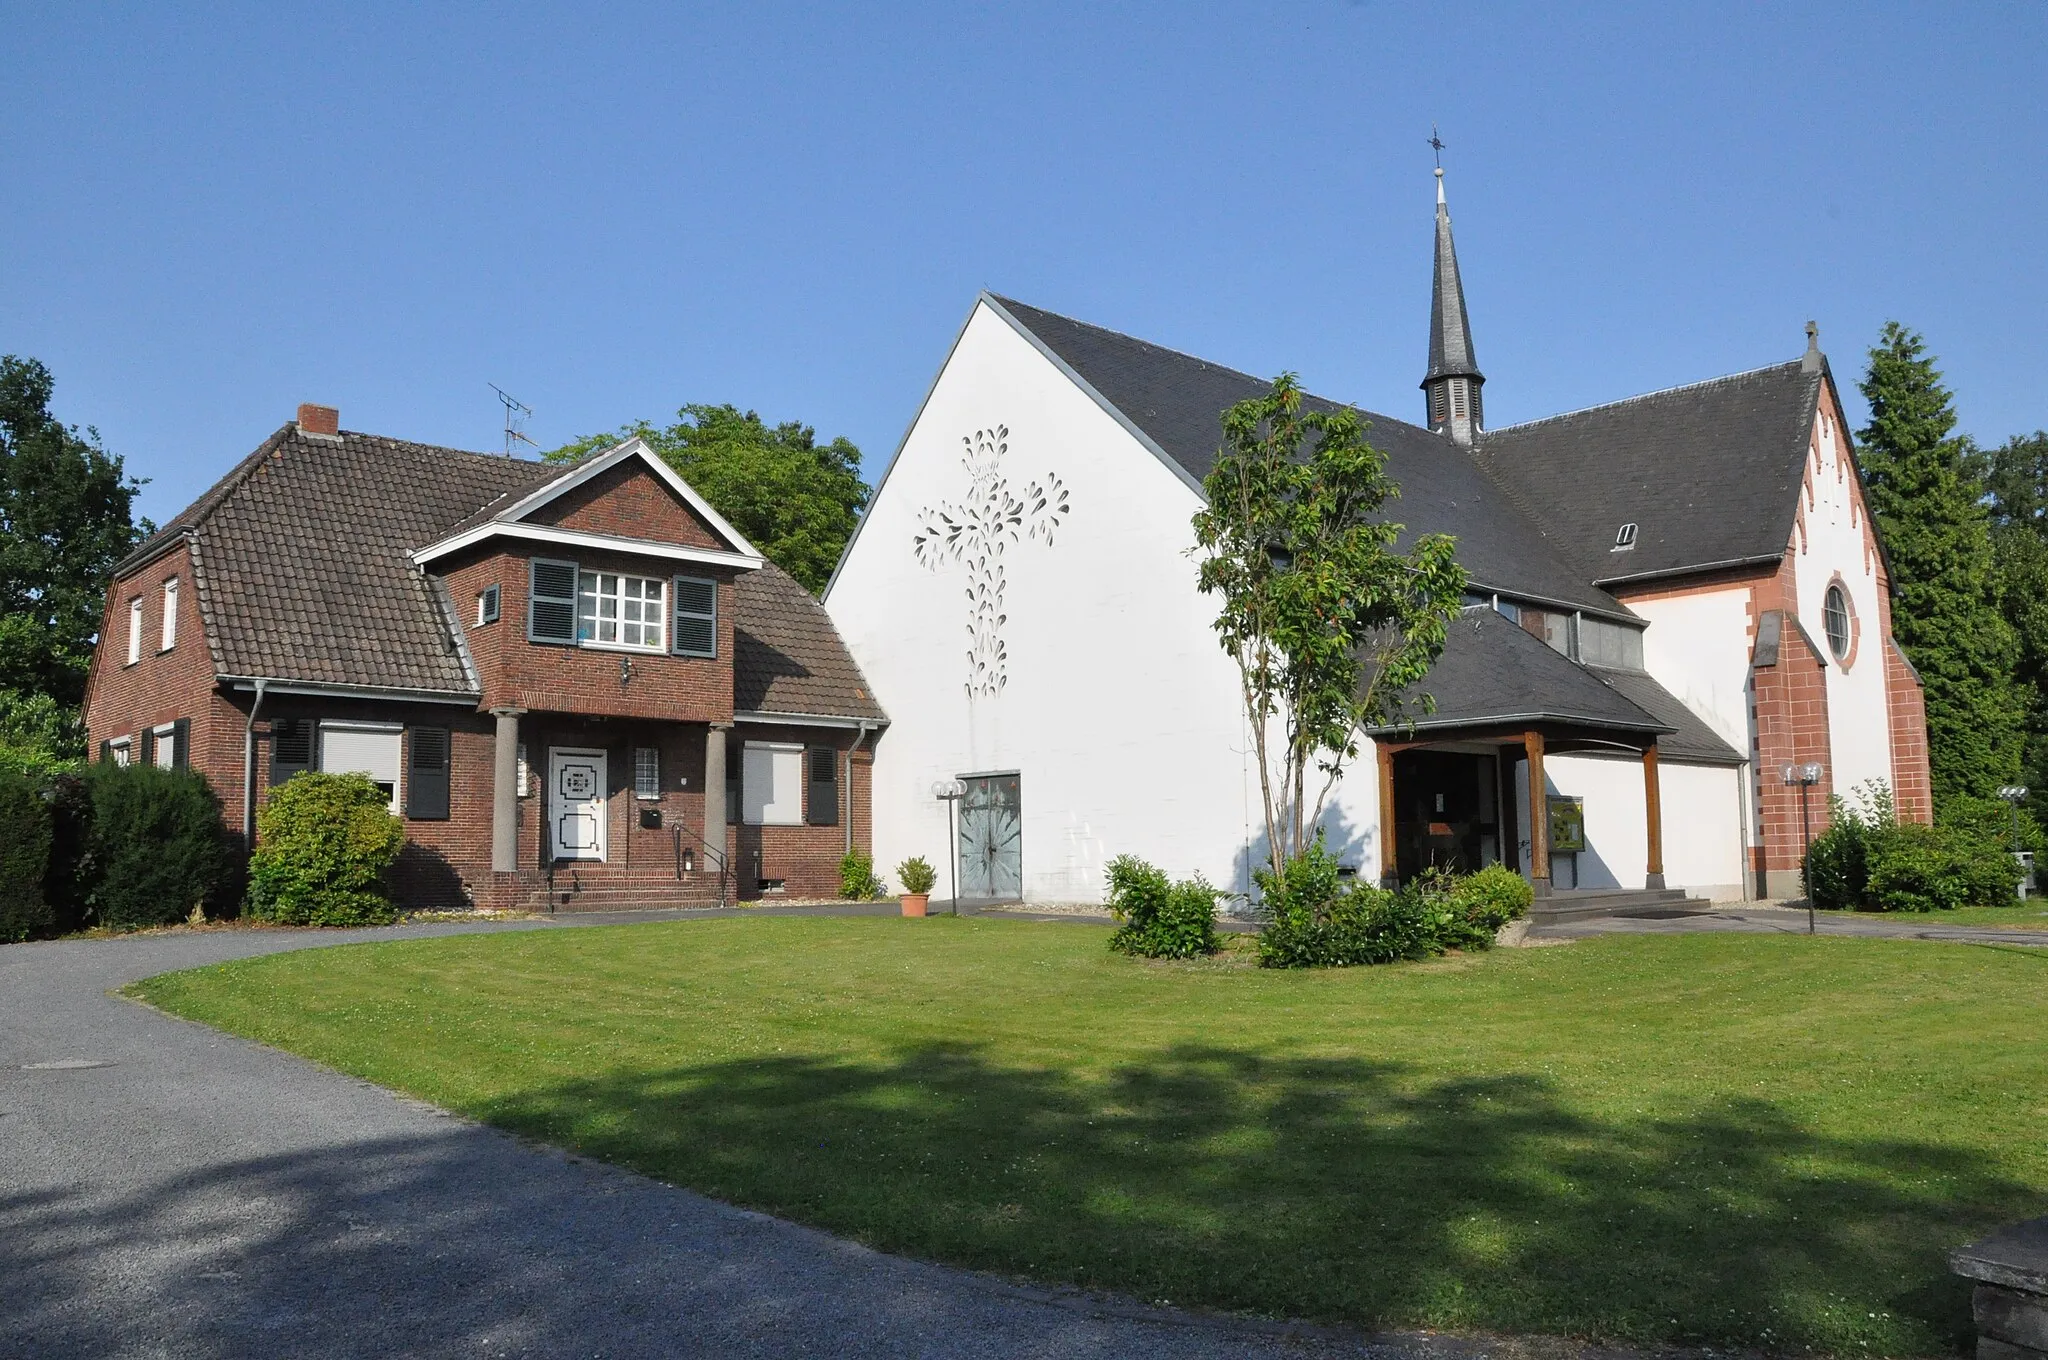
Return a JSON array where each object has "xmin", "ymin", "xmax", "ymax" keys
[
  {"xmin": 528, "ymin": 559, "xmax": 579, "ymax": 643},
  {"xmin": 108, "ymin": 736, "xmax": 132, "ymax": 767},
  {"xmin": 1612, "ymin": 523, "xmax": 1638, "ymax": 552},
  {"xmin": 1824, "ymin": 583, "xmax": 1853, "ymax": 661},
  {"xmin": 160, "ymin": 578, "xmax": 179, "ymax": 650},
  {"xmin": 126, "ymin": 598, "xmax": 143, "ymax": 665},
  {"xmin": 634, "ymin": 746, "xmax": 661, "ymax": 800},
  {"xmin": 577, "ymin": 572, "xmax": 666, "ymax": 649},
  {"xmin": 477, "ymin": 584, "xmax": 501, "ymax": 626},
  {"xmin": 672, "ymin": 576, "xmax": 717, "ymax": 658},
  {"xmin": 151, "ymin": 722, "xmax": 178, "ymax": 769},
  {"xmin": 516, "ymin": 742, "xmax": 531, "ymax": 798}
]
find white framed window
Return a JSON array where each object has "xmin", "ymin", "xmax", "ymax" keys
[
  {"xmin": 516, "ymin": 742, "xmax": 531, "ymax": 798},
  {"xmin": 160, "ymin": 578, "xmax": 178, "ymax": 650},
  {"xmin": 126, "ymin": 597, "xmax": 143, "ymax": 665},
  {"xmin": 741, "ymin": 741, "xmax": 804, "ymax": 826},
  {"xmin": 318, "ymin": 721, "xmax": 404, "ymax": 814},
  {"xmin": 108, "ymin": 736, "xmax": 132, "ymax": 767},
  {"xmin": 672, "ymin": 576, "xmax": 717, "ymax": 658},
  {"xmin": 576, "ymin": 572, "xmax": 666, "ymax": 650},
  {"xmin": 477, "ymin": 584, "xmax": 501, "ymax": 626},
  {"xmin": 151, "ymin": 722, "xmax": 178, "ymax": 769},
  {"xmin": 634, "ymin": 746, "xmax": 661, "ymax": 799}
]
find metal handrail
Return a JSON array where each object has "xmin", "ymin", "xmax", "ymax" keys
[{"xmin": 669, "ymin": 824, "xmax": 731, "ymax": 909}]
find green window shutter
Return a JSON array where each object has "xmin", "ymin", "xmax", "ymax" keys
[
  {"xmin": 406, "ymin": 726, "xmax": 451, "ymax": 820},
  {"xmin": 725, "ymin": 736, "xmax": 741, "ymax": 825},
  {"xmin": 806, "ymin": 746, "xmax": 838, "ymax": 826},
  {"xmin": 672, "ymin": 575, "xmax": 717, "ymax": 658},
  {"xmin": 170, "ymin": 718, "xmax": 190, "ymax": 769},
  {"xmin": 528, "ymin": 559, "xmax": 579, "ymax": 643},
  {"xmin": 270, "ymin": 718, "xmax": 314, "ymax": 789}
]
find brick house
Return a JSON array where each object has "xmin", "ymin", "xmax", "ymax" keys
[{"xmin": 83, "ymin": 405, "xmax": 887, "ymax": 911}]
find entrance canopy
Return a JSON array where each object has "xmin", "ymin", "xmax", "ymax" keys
[{"xmin": 1369, "ymin": 608, "xmax": 1740, "ymax": 891}]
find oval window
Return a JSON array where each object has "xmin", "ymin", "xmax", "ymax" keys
[{"xmin": 1823, "ymin": 583, "xmax": 1852, "ymax": 661}]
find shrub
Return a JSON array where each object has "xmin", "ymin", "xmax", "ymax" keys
[
  {"xmin": 1255, "ymin": 840, "xmax": 1442, "ymax": 967},
  {"xmin": 895, "ymin": 856, "xmax": 937, "ymax": 896},
  {"xmin": 1866, "ymin": 822, "xmax": 2019, "ymax": 913},
  {"xmin": 1105, "ymin": 855, "xmax": 1219, "ymax": 959},
  {"xmin": 0, "ymin": 771, "xmax": 54, "ymax": 943},
  {"xmin": 838, "ymin": 850, "xmax": 884, "ymax": 900},
  {"xmin": 40, "ymin": 772, "xmax": 97, "ymax": 935},
  {"xmin": 247, "ymin": 773, "xmax": 404, "ymax": 926},
  {"xmin": 83, "ymin": 762, "xmax": 233, "ymax": 930},
  {"xmin": 1803, "ymin": 813, "xmax": 1870, "ymax": 911},
  {"xmin": 1938, "ymin": 794, "xmax": 2044, "ymax": 854},
  {"xmin": 1442, "ymin": 861, "xmax": 1533, "ymax": 949}
]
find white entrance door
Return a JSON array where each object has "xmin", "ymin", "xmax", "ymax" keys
[{"xmin": 549, "ymin": 748, "xmax": 608, "ymax": 862}]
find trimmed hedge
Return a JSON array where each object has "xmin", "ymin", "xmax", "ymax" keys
[
  {"xmin": 0, "ymin": 771, "xmax": 54, "ymax": 943},
  {"xmin": 83, "ymin": 762, "xmax": 233, "ymax": 930},
  {"xmin": 247, "ymin": 772, "xmax": 404, "ymax": 926},
  {"xmin": 1105, "ymin": 855, "xmax": 1220, "ymax": 959},
  {"xmin": 1254, "ymin": 844, "xmax": 1533, "ymax": 968}
]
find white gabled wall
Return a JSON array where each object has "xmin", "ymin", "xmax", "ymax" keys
[
  {"xmin": 827, "ymin": 299, "xmax": 1382, "ymax": 903},
  {"xmin": 1796, "ymin": 399, "xmax": 1893, "ymax": 809},
  {"xmin": 1630, "ymin": 587, "xmax": 1755, "ymax": 755},
  {"xmin": 1520, "ymin": 754, "xmax": 1745, "ymax": 901}
]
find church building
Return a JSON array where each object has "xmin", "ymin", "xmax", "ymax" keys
[{"xmin": 825, "ymin": 168, "xmax": 1931, "ymax": 908}]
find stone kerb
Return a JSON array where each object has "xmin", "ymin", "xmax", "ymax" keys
[{"xmin": 1953, "ymin": 1216, "xmax": 2048, "ymax": 1360}]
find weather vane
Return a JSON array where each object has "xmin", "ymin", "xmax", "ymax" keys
[{"xmin": 1428, "ymin": 124, "xmax": 1445, "ymax": 169}]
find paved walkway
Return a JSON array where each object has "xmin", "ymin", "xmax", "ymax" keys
[
  {"xmin": 1532, "ymin": 902, "xmax": 2048, "ymax": 947},
  {"xmin": 2, "ymin": 913, "xmax": 1464, "ymax": 1360}
]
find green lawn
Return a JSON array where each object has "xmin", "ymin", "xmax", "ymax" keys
[
  {"xmin": 132, "ymin": 920, "xmax": 2048, "ymax": 1357},
  {"xmin": 1817, "ymin": 903, "xmax": 2048, "ymax": 930}
]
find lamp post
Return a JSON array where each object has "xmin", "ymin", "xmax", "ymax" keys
[
  {"xmin": 1999, "ymin": 785, "xmax": 2031, "ymax": 900},
  {"xmin": 932, "ymin": 779, "xmax": 965, "ymax": 916},
  {"xmin": 1784, "ymin": 762, "xmax": 1824, "ymax": 933}
]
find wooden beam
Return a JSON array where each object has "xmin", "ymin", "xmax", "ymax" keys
[
  {"xmin": 1377, "ymin": 740, "xmax": 1398, "ymax": 886},
  {"xmin": 1643, "ymin": 742, "xmax": 1666, "ymax": 888},
  {"xmin": 1523, "ymin": 730, "xmax": 1550, "ymax": 890}
]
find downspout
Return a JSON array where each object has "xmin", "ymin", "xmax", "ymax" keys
[
  {"xmin": 241, "ymin": 678, "xmax": 270, "ymax": 847},
  {"xmin": 846, "ymin": 721, "xmax": 874, "ymax": 856}
]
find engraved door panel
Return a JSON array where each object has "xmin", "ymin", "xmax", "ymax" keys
[
  {"xmin": 549, "ymin": 748, "xmax": 608, "ymax": 862},
  {"xmin": 958, "ymin": 773, "xmax": 1021, "ymax": 902}
]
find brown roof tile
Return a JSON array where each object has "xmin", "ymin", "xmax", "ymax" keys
[{"xmin": 733, "ymin": 563, "xmax": 886, "ymax": 722}]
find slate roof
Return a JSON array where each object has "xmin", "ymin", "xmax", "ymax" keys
[
  {"xmin": 989, "ymin": 296, "xmax": 1629, "ymax": 619},
  {"xmin": 734, "ymin": 562, "xmax": 886, "ymax": 721},
  {"xmin": 135, "ymin": 422, "xmax": 883, "ymax": 718},
  {"xmin": 1379, "ymin": 607, "xmax": 1671, "ymax": 737},
  {"xmin": 1584, "ymin": 665, "xmax": 1745, "ymax": 764},
  {"xmin": 1474, "ymin": 362, "xmax": 1822, "ymax": 586}
]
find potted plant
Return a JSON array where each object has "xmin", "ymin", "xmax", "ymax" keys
[{"xmin": 896, "ymin": 856, "xmax": 936, "ymax": 917}]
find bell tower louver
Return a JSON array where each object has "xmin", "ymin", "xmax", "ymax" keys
[{"xmin": 1421, "ymin": 166, "xmax": 1485, "ymax": 445}]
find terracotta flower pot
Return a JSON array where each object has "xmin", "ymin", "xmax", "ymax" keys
[{"xmin": 900, "ymin": 893, "xmax": 929, "ymax": 917}]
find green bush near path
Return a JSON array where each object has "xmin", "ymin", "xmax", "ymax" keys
[
  {"xmin": 246, "ymin": 772, "xmax": 403, "ymax": 926},
  {"xmin": 133, "ymin": 919, "xmax": 2048, "ymax": 1356},
  {"xmin": 0, "ymin": 770, "xmax": 54, "ymax": 942}
]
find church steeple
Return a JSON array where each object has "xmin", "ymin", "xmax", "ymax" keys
[{"xmin": 1422, "ymin": 165, "xmax": 1485, "ymax": 445}]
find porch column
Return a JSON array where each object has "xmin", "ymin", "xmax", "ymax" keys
[
  {"xmin": 703, "ymin": 722, "xmax": 731, "ymax": 872},
  {"xmin": 1523, "ymin": 730, "xmax": 1551, "ymax": 895},
  {"xmin": 490, "ymin": 707, "xmax": 524, "ymax": 873},
  {"xmin": 1377, "ymin": 740, "xmax": 1398, "ymax": 888},
  {"xmin": 1643, "ymin": 743, "xmax": 1666, "ymax": 889}
]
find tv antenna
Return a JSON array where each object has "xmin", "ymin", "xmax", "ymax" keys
[{"xmin": 489, "ymin": 383, "xmax": 539, "ymax": 458}]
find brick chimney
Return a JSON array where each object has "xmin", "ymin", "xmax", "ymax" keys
[{"xmin": 296, "ymin": 403, "xmax": 340, "ymax": 437}]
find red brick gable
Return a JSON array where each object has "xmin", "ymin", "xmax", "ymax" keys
[{"xmin": 523, "ymin": 459, "xmax": 731, "ymax": 551}]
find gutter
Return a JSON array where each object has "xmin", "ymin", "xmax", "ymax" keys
[
  {"xmin": 218, "ymin": 676, "xmax": 480, "ymax": 706},
  {"xmin": 241, "ymin": 678, "xmax": 269, "ymax": 847},
  {"xmin": 1594, "ymin": 553, "xmax": 1785, "ymax": 590}
]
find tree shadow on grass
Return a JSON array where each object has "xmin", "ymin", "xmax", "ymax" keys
[{"xmin": 478, "ymin": 1041, "xmax": 2042, "ymax": 1356}]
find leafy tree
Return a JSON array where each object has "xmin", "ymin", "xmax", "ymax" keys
[
  {"xmin": 1980, "ymin": 431, "xmax": 2048, "ymax": 802},
  {"xmin": 1192, "ymin": 374, "xmax": 1466, "ymax": 891},
  {"xmin": 550, "ymin": 405, "xmax": 867, "ymax": 594},
  {"xmin": 1855, "ymin": 324, "xmax": 2023, "ymax": 809},
  {"xmin": 0, "ymin": 357, "xmax": 149, "ymax": 733}
]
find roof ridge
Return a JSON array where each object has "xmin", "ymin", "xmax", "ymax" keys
[
  {"xmin": 1482, "ymin": 359, "xmax": 1807, "ymax": 435},
  {"xmin": 336, "ymin": 428, "xmax": 534, "ymax": 465}
]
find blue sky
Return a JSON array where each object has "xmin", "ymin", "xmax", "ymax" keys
[{"xmin": 6, "ymin": 3, "xmax": 2044, "ymax": 527}]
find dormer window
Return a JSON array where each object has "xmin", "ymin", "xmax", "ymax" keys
[{"xmin": 1612, "ymin": 522, "xmax": 1638, "ymax": 552}]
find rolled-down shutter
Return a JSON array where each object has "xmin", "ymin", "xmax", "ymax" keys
[
  {"xmin": 806, "ymin": 746, "xmax": 838, "ymax": 826},
  {"xmin": 528, "ymin": 559, "xmax": 579, "ymax": 642},
  {"xmin": 270, "ymin": 718, "xmax": 314, "ymax": 790},
  {"xmin": 406, "ymin": 726, "xmax": 450, "ymax": 820},
  {"xmin": 170, "ymin": 718, "xmax": 190, "ymax": 769}
]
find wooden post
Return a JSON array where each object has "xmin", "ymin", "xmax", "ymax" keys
[
  {"xmin": 1643, "ymin": 743, "xmax": 1666, "ymax": 889},
  {"xmin": 1377, "ymin": 740, "xmax": 1398, "ymax": 888},
  {"xmin": 1523, "ymin": 730, "xmax": 1550, "ymax": 894}
]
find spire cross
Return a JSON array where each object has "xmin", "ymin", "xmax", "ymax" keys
[{"xmin": 1428, "ymin": 124, "xmax": 1445, "ymax": 169}]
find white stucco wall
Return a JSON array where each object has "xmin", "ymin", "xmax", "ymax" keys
[
  {"xmin": 826, "ymin": 299, "xmax": 1381, "ymax": 904},
  {"xmin": 1629, "ymin": 587, "xmax": 1755, "ymax": 755},
  {"xmin": 1517, "ymin": 754, "xmax": 1745, "ymax": 900},
  {"xmin": 1795, "ymin": 401, "xmax": 1893, "ymax": 810}
]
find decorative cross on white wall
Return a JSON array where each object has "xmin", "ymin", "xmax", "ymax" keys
[{"xmin": 912, "ymin": 424, "xmax": 1071, "ymax": 697}]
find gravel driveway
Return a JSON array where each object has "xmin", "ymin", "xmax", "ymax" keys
[{"xmin": 0, "ymin": 915, "xmax": 1456, "ymax": 1360}]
